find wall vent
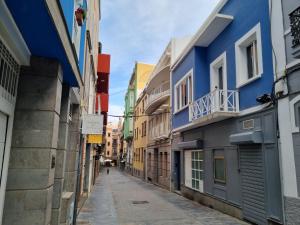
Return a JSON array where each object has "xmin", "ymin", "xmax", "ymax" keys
[{"xmin": 243, "ymin": 119, "xmax": 254, "ymax": 130}]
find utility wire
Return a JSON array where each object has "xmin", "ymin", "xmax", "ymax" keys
[{"xmin": 108, "ymin": 111, "xmax": 170, "ymax": 118}]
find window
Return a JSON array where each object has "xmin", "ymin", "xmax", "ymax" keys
[
  {"xmin": 191, "ymin": 151, "xmax": 204, "ymax": 191},
  {"xmin": 214, "ymin": 157, "xmax": 226, "ymax": 183},
  {"xmin": 107, "ymin": 142, "xmax": 110, "ymax": 146},
  {"xmin": 290, "ymin": 96, "xmax": 300, "ymax": 133},
  {"xmin": 107, "ymin": 151, "xmax": 110, "ymax": 156},
  {"xmin": 108, "ymin": 133, "xmax": 111, "ymax": 137},
  {"xmin": 175, "ymin": 70, "xmax": 193, "ymax": 112},
  {"xmin": 235, "ymin": 23, "xmax": 263, "ymax": 88},
  {"xmin": 164, "ymin": 153, "xmax": 168, "ymax": 177},
  {"xmin": 246, "ymin": 40, "xmax": 259, "ymax": 79}
]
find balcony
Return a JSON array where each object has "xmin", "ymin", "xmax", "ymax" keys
[
  {"xmin": 149, "ymin": 123, "xmax": 170, "ymax": 142},
  {"xmin": 97, "ymin": 54, "xmax": 110, "ymax": 74},
  {"xmin": 95, "ymin": 93, "xmax": 109, "ymax": 113},
  {"xmin": 148, "ymin": 113, "xmax": 170, "ymax": 142},
  {"xmin": 189, "ymin": 89, "xmax": 239, "ymax": 125},
  {"xmin": 145, "ymin": 82, "xmax": 170, "ymax": 114}
]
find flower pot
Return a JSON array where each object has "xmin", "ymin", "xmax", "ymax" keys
[{"xmin": 75, "ymin": 11, "xmax": 83, "ymax": 26}]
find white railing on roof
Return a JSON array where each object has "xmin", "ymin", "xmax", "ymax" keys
[{"xmin": 189, "ymin": 89, "xmax": 239, "ymax": 122}]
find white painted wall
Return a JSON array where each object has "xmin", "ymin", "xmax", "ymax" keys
[
  {"xmin": 270, "ymin": 0, "xmax": 298, "ymax": 198},
  {"xmin": 171, "ymin": 37, "xmax": 192, "ymax": 66},
  {"xmin": 184, "ymin": 151, "xmax": 192, "ymax": 189}
]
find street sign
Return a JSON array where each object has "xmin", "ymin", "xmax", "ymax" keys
[{"xmin": 82, "ymin": 114, "xmax": 103, "ymax": 134}]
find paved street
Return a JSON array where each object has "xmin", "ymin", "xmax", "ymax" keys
[{"xmin": 77, "ymin": 168, "xmax": 249, "ymax": 225}]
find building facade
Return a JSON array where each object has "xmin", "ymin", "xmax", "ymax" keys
[
  {"xmin": 133, "ymin": 91, "xmax": 148, "ymax": 179},
  {"xmin": 171, "ymin": 1, "xmax": 283, "ymax": 224},
  {"xmin": 271, "ymin": 1, "xmax": 300, "ymax": 224},
  {"xmin": 145, "ymin": 38, "xmax": 190, "ymax": 189},
  {"xmin": 124, "ymin": 63, "xmax": 154, "ymax": 173},
  {"xmin": 0, "ymin": 0, "xmax": 101, "ymax": 224}
]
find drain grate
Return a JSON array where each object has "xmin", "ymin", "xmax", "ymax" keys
[{"xmin": 132, "ymin": 200, "xmax": 149, "ymax": 204}]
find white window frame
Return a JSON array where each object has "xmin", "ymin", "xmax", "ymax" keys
[
  {"xmin": 184, "ymin": 150, "xmax": 204, "ymax": 193},
  {"xmin": 191, "ymin": 150, "xmax": 204, "ymax": 192},
  {"xmin": 210, "ymin": 52, "xmax": 228, "ymax": 92},
  {"xmin": 290, "ymin": 96, "xmax": 300, "ymax": 133},
  {"xmin": 174, "ymin": 69, "xmax": 193, "ymax": 114},
  {"xmin": 235, "ymin": 23, "xmax": 263, "ymax": 88}
]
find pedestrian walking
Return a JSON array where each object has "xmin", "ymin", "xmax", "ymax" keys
[{"xmin": 107, "ymin": 168, "xmax": 110, "ymax": 175}]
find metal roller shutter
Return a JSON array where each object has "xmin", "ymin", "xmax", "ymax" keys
[{"xmin": 240, "ymin": 145, "xmax": 267, "ymax": 225}]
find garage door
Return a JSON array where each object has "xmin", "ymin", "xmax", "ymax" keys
[
  {"xmin": 240, "ymin": 145, "xmax": 267, "ymax": 225},
  {"xmin": 0, "ymin": 112, "xmax": 7, "ymax": 186}
]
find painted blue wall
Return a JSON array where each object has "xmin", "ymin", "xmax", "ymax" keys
[
  {"xmin": 6, "ymin": 0, "xmax": 79, "ymax": 86},
  {"xmin": 60, "ymin": 0, "xmax": 74, "ymax": 37},
  {"xmin": 172, "ymin": 0, "xmax": 273, "ymax": 130},
  {"xmin": 172, "ymin": 49, "xmax": 195, "ymax": 129}
]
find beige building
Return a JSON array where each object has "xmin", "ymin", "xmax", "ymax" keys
[
  {"xmin": 145, "ymin": 38, "xmax": 190, "ymax": 189},
  {"xmin": 105, "ymin": 123, "xmax": 120, "ymax": 164}
]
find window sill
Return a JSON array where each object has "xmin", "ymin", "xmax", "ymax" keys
[
  {"xmin": 236, "ymin": 73, "xmax": 261, "ymax": 88},
  {"xmin": 174, "ymin": 104, "xmax": 189, "ymax": 115}
]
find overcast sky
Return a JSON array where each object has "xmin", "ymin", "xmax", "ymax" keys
[{"xmin": 100, "ymin": 0, "xmax": 219, "ymax": 123}]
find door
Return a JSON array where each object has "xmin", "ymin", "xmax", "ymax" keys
[
  {"xmin": 174, "ymin": 151, "xmax": 181, "ymax": 190},
  {"xmin": 153, "ymin": 148, "xmax": 159, "ymax": 183},
  {"xmin": 0, "ymin": 112, "xmax": 8, "ymax": 186},
  {"xmin": 143, "ymin": 149, "xmax": 146, "ymax": 180},
  {"xmin": 239, "ymin": 145, "xmax": 267, "ymax": 225},
  {"xmin": 211, "ymin": 56, "xmax": 227, "ymax": 111}
]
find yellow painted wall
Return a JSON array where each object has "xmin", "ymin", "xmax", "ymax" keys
[
  {"xmin": 136, "ymin": 63, "xmax": 154, "ymax": 97},
  {"xmin": 133, "ymin": 92, "xmax": 148, "ymax": 173}
]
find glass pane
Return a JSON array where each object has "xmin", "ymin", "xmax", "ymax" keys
[
  {"xmin": 200, "ymin": 171, "xmax": 204, "ymax": 180},
  {"xmin": 218, "ymin": 66, "xmax": 223, "ymax": 90},
  {"xmin": 196, "ymin": 171, "xmax": 200, "ymax": 180},
  {"xmin": 247, "ymin": 43, "xmax": 254, "ymax": 79},
  {"xmin": 199, "ymin": 151, "xmax": 203, "ymax": 160},
  {"xmin": 192, "ymin": 179, "xmax": 196, "ymax": 188},
  {"xmin": 195, "ymin": 180, "xmax": 199, "ymax": 190},
  {"xmin": 192, "ymin": 161, "xmax": 195, "ymax": 169},
  {"xmin": 192, "ymin": 170, "xmax": 195, "ymax": 179},
  {"xmin": 196, "ymin": 161, "xmax": 200, "ymax": 170},
  {"xmin": 215, "ymin": 158, "xmax": 226, "ymax": 182},
  {"xmin": 199, "ymin": 161, "xmax": 203, "ymax": 170}
]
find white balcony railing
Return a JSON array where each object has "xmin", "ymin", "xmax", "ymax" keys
[
  {"xmin": 189, "ymin": 89, "xmax": 239, "ymax": 122},
  {"xmin": 146, "ymin": 82, "xmax": 170, "ymax": 109},
  {"xmin": 148, "ymin": 114, "xmax": 170, "ymax": 142}
]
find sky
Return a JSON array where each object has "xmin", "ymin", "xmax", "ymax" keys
[{"xmin": 100, "ymin": 0, "xmax": 220, "ymax": 123}]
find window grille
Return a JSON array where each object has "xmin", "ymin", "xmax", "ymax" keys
[
  {"xmin": 290, "ymin": 7, "xmax": 300, "ymax": 48},
  {"xmin": 0, "ymin": 39, "xmax": 20, "ymax": 104}
]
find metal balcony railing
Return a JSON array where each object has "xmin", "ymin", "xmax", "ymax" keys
[
  {"xmin": 146, "ymin": 82, "xmax": 170, "ymax": 108},
  {"xmin": 189, "ymin": 89, "xmax": 239, "ymax": 122}
]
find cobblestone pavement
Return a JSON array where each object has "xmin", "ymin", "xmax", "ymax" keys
[{"xmin": 77, "ymin": 168, "xmax": 249, "ymax": 225}]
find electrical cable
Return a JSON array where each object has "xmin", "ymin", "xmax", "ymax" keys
[{"xmin": 108, "ymin": 111, "xmax": 171, "ymax": 118}]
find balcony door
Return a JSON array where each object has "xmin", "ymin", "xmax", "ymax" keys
[{"xmin": 210, "ymin": 53, "xmax": 228, "ymax": 111}]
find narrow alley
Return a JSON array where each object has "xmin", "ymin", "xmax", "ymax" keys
[{"xmin": 77, "ymin": 168, "xmax": 249, "ymax": 225}]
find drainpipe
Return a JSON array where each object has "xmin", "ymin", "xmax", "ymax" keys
[{"xmin": 73, "ymin": 133, "xmax": 84, "ymax": 225}]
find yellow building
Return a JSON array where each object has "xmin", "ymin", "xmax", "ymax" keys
[
  {"xmin": 125, "ymin": 62, "xmax": 154, "ymax": 173},
  {"xmin": 133, "ymin": 90, "xmax": 149, "ymax": 179}
]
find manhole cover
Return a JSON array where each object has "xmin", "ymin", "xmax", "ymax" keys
[{"xmin": 132, "ymin": 200, "xmax": 149, "ymax": 204}]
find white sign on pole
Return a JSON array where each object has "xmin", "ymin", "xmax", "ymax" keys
[{"xmin": 82, "ymin": 114, "xmax": 103, "ymax": 134}]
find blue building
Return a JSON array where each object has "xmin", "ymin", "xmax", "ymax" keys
[
  {"xmin": 0, "ymin": 0, "xmax": 100, "ymax": 224},
  {"xmin": 171, "ymin": 1, "xmax": 283, "ymax": 224}
]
